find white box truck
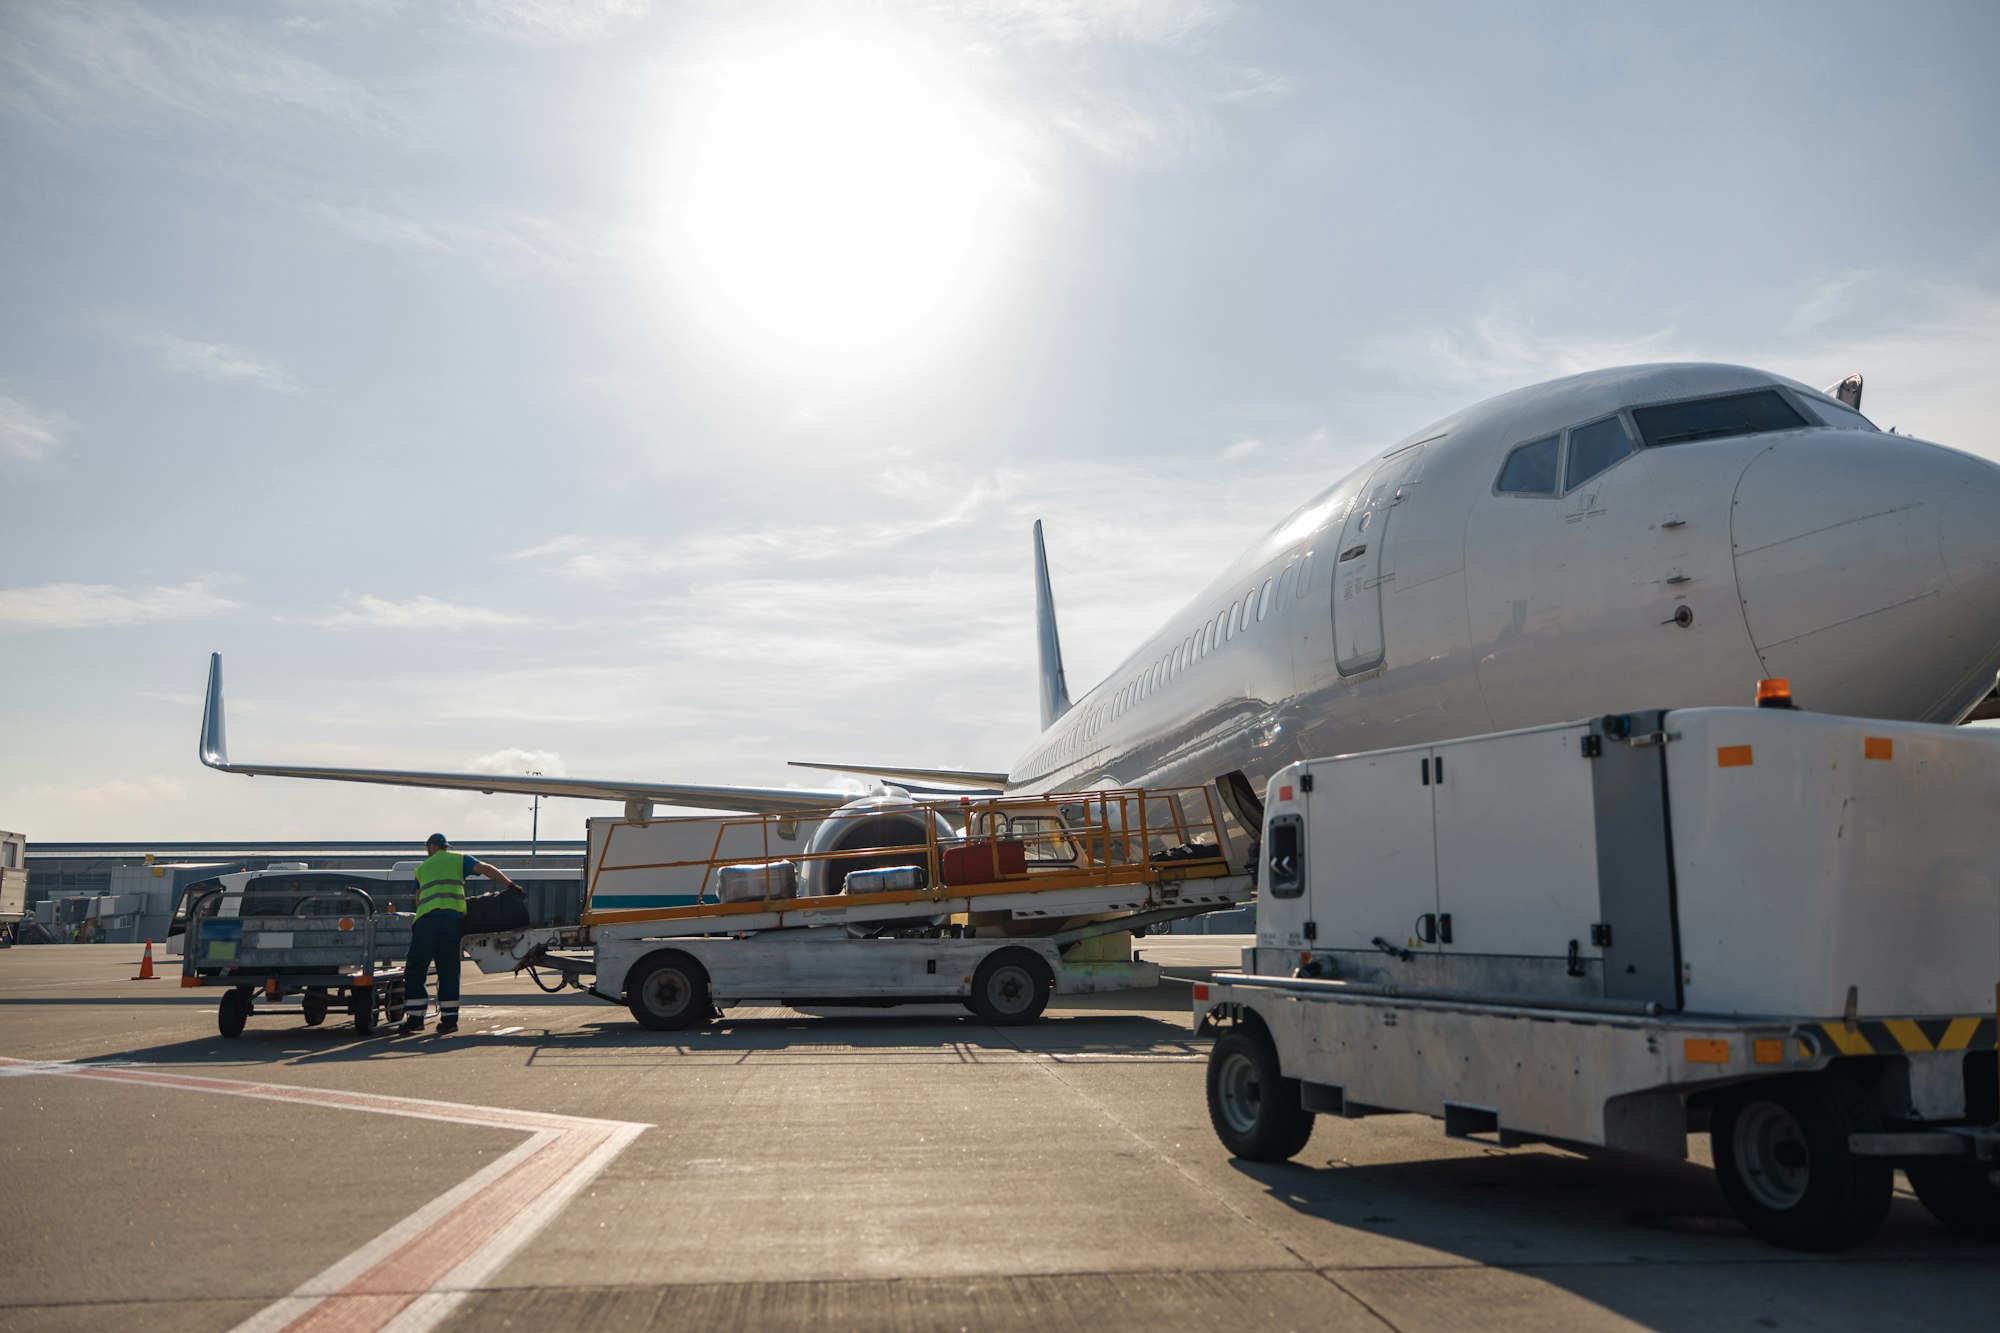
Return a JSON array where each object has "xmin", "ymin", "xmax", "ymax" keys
[{"xmin": 1195, "ymin": 704, "xmax": 1999, "ymax": 1251}]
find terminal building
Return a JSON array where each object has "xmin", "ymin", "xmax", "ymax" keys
[{"xmin": 15, "ymin": 839, "xmax": 585, "ymax": 944}]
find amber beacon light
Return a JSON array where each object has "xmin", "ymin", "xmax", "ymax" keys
[{"xmin": 1754, "ymin": 678, "xmax": 1795, "ymax": 709}]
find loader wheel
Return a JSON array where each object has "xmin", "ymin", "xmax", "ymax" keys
[
  {"xmin": 967, "ymin": 948, "xmax": 1053, "ymax": 1025},
  {"xmin": 1207, "ymin": 1026, "xmax": 1314, "ymax": 1161},
  {"xmin": 218, "ymin": 988, "xmax": 252, "ymax": 1040},
  {"xmin": 302, "ymin": 990, "xmax": 329, "ymax": 1027},
  {"xmin": 1711, "ymin": 1076, "xmax": 1893, "ymax": 1251},
  {"xmin": 627, "ymin": 951, "xmax": 712, "ymax": 1032},
  {"xmin": 1907, "ymin": 1160, "xmax": 2000, "ymax": 1240}
]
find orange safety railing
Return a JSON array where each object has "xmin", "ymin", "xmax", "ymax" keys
[{"xmin": 582, "ymin": 786, "xmax": 1234, "ymax": 926}]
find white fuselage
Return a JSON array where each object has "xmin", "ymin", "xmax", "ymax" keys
[{"xmin": 1010, "ymin": 363, "xmax": 2000, "ymax": 799}]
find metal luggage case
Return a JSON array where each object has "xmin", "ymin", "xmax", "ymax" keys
[
  {"xmin": 717, "ymin": 860, "xmax": 799, "ymax": 903},
  {"xmin": 843, "ymin": 864, "xmax": 927, "ymax": 895}
]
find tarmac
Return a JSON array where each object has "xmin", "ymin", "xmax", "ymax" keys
[{"xmin": 1, "ymin": 938, "xmax": 1993, "ymax": 1333}]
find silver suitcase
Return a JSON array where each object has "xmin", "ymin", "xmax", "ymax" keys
[
  {"xmin": 716, "ymin": 860, "xmax": 798, "ymax": 903},
  {"xmin": 843, "ymin": 864, "xmax": 926, "ymax": 895}
]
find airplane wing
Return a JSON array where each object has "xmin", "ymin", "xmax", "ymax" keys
[
  {"xmin": 197, "ymin": 653, "xmax": 887, "ymax": 817},
  {"xmin": 787, "ymin": 760, "xmax": 1006, "ymax": 791}
]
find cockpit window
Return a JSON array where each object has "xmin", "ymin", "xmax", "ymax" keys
[
  {"xmin": 1496, "ymin": 436, "xmax": 1560, "ymax": 495},
  {"xmin": 1632, "ymin": 389, "xmax": 1807, "ymax": 448},
  {"xmin": 1807, "ymin": 397, "xmax": 1878, "ymax": 432},
  {"xmin": 1563, "ymin": 415, "xmax": 1635, "ymax": 491}
]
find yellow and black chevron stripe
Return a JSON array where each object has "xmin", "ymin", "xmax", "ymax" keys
[{"xmin": 1816, "ymin": 1016, "xmax": 1997, "ymax": 1057}]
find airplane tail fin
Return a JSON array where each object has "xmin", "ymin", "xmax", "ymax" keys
[{"xmin": 1033, "ymin": 520, "xmax": 1072, "ymax": 729}]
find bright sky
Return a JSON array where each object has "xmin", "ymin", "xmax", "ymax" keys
[{"xmin": 4, "ymin": 0, "xmax": 1998, "ymax": 843}]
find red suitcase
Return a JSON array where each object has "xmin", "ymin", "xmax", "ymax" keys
[{"xmin": 941, "ymin": 838, "xmax": 1027, "ymax": 885}]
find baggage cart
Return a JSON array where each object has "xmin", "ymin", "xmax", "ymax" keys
[{"xmin": 180, "ymin": 884, "xmax": 409, "ymax": 1038}]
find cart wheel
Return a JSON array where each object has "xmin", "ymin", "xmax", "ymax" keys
[
  {"xmin": 1906, "ymin": 1160, "xmax": 2000, "ymax": 1239},
  {"xmin": 302, "ymin": 990, "xmax": 329, "ymax": 1027},
  {"xmin": 218, "ymin": 988, "xmax": 252, "ymax": 1040},
  {"xmin": 626, "ymin": 951, "xmax": 712, "ymax": 1031},
  {"xmin": 350, "ymin": 990, "xmax": 379, "ymax": 1036},
  {"xmin": 1711, "ymin": 1075, "xmax": 1893, "ymax": 1251},
  {"xmin": 384, "ymin": 981, "xmax": 406, "ymax": 1025},
  {"xmin": 967, "ymin": 948, "xmax": 1053, "ymax": 1025},
  {"xmin": 1207, "ymin": 1026, "xmax": 1314, "ymax": 1161}
]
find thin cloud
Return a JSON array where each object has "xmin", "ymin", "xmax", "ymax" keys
[
  {"xmin": 510, "ymin": 474, "xmax": 1011, "ymax": 581},
  {"xmin": 141, "ymin": 333, "xmax": 301, "ymax": 393},
  {"xmin": 307, "ymin": 201, "xmax": 607, "ymax": 275},
  {"xmin": 0, "ymin": 1, "xmax": 387, "ymax": 133},
  {"xmin": 0, "ymin": 394, "xmax": 78, "ymax": 461},
  {"xmin": 949, "ymin": 0, "xmax": 1230, "ymax": 48},
  {"xmin": 454, "ymin": 0, "xmax": 651, "ymax": 44},
  {"xmin": 1213, "ymin": 66, "xmax": 1296, "ymax": 104},
  {"xmin": 25, "ymin": 775, "xmax": 186, "ymax": 809},
  {"xmin": 317, "ymin": 594, "xmax": 530, "ymax": 629},
  {"xmin": 0, "ymin": 581, "xmax": 240, "ymax": 630},
  {"xmin": 465, "ymin": 746, "xmax": 568, "ymax": 777}
]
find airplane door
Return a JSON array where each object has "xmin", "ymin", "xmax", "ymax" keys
[{"xmin": 1332, "ymin": 445, "xmax": 1427, "ymax": 676}]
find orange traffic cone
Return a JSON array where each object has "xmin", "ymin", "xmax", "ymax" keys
[{"xmin": 132, "ymin": 939, "xmax": 158, "ymax": 981}]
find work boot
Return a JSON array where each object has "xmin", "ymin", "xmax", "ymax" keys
[
  {"xmin": 436, "ymin": 1017, "xmax": 459, "ymax": 1035},
  {"xmin": 397, "ymin": 1013, "xmax": 427, "ymax": 1034}
]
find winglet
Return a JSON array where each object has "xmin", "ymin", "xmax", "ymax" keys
[
  {"xmin": 1033, "ymin": 520, "xmax": 1072, "ymax": 729},
  {"xmin": 199, "ymin": 652, "xmax": 229, "ymax": 768}
]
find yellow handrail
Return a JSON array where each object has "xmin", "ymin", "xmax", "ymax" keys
[{"xmin": 582, "ymin": 785, "xmax": 1233, "ymax": 925}]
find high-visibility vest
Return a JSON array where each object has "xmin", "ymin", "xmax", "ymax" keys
[{"xmin": 414, "ymin": 851, "xmax": 469, "ymax": 919}]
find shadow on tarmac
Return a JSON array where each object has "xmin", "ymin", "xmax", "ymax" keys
[
  {"xmin": 71, "ymin": 1002, "xmax": 1207, "ymax": 1072},
  {"xmin": 1224, "ymin": 1142, "xmax": 1993, "ymax": 1329}
]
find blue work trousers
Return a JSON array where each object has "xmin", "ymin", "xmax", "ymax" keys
[{"xmin": 404, "ymin": 909, "xmax": 464, "ymax": 1020}]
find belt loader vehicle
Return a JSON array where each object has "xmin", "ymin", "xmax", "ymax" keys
[
  {"xmin": 463, "ymin": 785, "xmax": 1254, "ymax": 1028},
  {"xmin": 1195, "ymin": 698, "xmax": 2000, "ymax": 1251}
]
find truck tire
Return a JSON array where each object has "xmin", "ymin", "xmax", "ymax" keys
[
  {"xmin": 1711, "ymin": 1075, "xmax": 1893, "ymax": 1251},
  {"xmin": 627, "ymin": 951, "xmax": 712, "ymax": 1032},
  {"xmin": 967, "ymin": 948, "xmax": 1053, "ymax": 1025},
  {"xmin": 1906, "ymin": 1160, "xmax": 2000, "ymax": 1240},
  {"xmin": 218, "ymin": 988, "xmax": 252, "ymax": 1040},
  {"xmin": 1207, "ymin": 1026, "xmax": 1314, "ymax": 1161}
]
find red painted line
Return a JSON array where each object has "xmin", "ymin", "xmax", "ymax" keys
[{"xmin": 286, "ymin": 1128, "xmax": 609, "ymax": 1332}]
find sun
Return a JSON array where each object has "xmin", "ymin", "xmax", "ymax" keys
[{"xmin": 662, "ymin": 26, "xmax": 1027, "ymax": 379}]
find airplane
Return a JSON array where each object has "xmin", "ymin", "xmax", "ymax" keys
[{"xmin": 200, "ymin": 362, "xmax": 2000, "ymax": 867}]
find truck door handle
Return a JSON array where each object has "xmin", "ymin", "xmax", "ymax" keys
[
  {"xmin": 1414, "ymin": 913, "xmax": 1454, "ymax": 945},
  {"xmin": 1420, "ymin": 758, "xmax": 1430, "ymax": 786}
]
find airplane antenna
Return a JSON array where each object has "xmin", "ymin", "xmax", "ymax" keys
[{"xmin": 1033, "ymin": 521, "xmax": 1073, "ymax": 729}]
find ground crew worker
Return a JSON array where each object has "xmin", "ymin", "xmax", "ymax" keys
[{"xmin": 399, "ymin": 833, "xmax": 522, "ymax": 1035}]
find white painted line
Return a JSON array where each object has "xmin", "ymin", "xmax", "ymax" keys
[
  {"xmin": 488, "ymin": 1025, "xmax": 524, "ymax": 1036},
  {"xmin": 0, "ymin": 1056, "xmax": 648, "ymax": 1333}
]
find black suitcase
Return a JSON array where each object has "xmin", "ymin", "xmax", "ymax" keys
[{"xmin": 463, "ymin": 886, "xmax": 530, "ymax": 935}]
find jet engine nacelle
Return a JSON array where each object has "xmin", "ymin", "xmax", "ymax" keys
[{"xmin": 799, "ymin": 788, "xmax": 959, "ymax": 896}]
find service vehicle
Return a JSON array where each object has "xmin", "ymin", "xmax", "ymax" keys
[
  {"xmin": 1195, "ymin": 693, "xmax": 2000, "ymax": 1251},
  {"xmin": 463, "ymin": 785, "xmax": 1254, "ymax": 1028}
]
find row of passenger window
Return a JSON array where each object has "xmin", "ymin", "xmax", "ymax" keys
[
  {"xmin": 1019, "ymin": 548, "xmax": 1324, "ymax": 780},
  {"xmin": 1495, "ymin": 387, "xmax": 1826, "ymax": 498}
]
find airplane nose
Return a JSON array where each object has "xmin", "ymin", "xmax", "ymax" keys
[{"xmin": 1730, "ymin": 433, "xmax": 2000, "ymax": 722}]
